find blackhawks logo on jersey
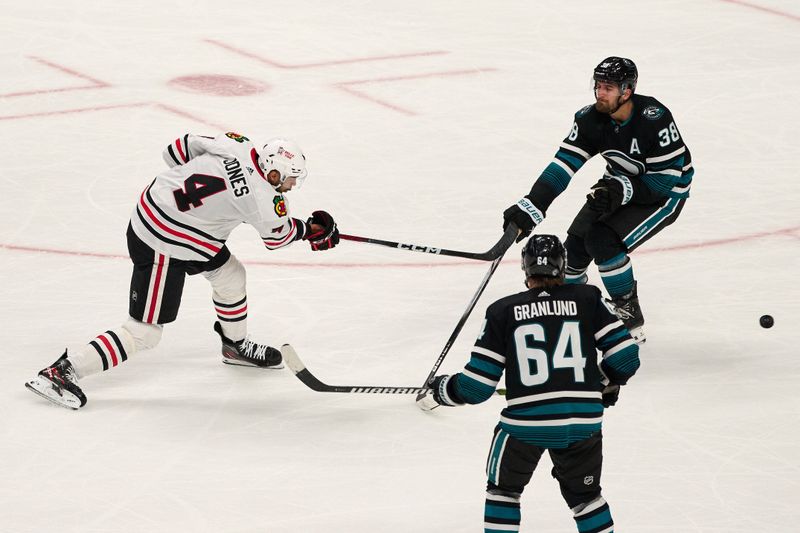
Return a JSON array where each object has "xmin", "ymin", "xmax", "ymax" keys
[
  {"xmin": 273, "ymin": 195, "xmax": 287, "ymax": 217},
  {"xmin": 225, "ymin": 132, "xmax": 250, "ymax": 143}
]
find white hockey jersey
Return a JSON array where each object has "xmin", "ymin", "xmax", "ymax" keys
[{"xmin": 129, "ymin": 132, "xmax": 307, "ymax": 262}]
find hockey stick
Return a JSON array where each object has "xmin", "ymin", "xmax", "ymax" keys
[
  {"xmin": 281, "ymin": 344, "xmax": 508, "ymax": 397},
  {"xmin": 281, "ymin": 344, "xmax": 430, "ymax": 394},
  {"xmin": 414, "ymin": 228, "xmax": 516, "ymax": 404},
  {"xmin": 340, "ymin": 223, "xmax": 518, "ymax": 262}
]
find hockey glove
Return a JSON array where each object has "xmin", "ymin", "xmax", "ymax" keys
[
  {"xmin": 503, "ymin": 195, "xmax": 544, "ymax": 242},
  {"xmin": 432, "ymin": 375, "xmax": 466, "ymax": 407},
  {"xmin": 305, "ymin": 210, "xmax": 340, "ymax": 251},
  {"xmin": 586, "ymin": 179, "xmax": 624, "ymax": 214},
  {"xmin": 601, "ymin": 383, "xmax": 620, "ymax": 408}
]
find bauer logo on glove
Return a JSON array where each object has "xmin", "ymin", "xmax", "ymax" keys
[{"xmin": 305, "ymin": 210, "xmax": 340, "ymax": 251}]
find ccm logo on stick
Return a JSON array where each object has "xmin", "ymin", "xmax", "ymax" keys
[{"xmin": 397, "ymin": 243, "xmax": 441, "ymax": 254}]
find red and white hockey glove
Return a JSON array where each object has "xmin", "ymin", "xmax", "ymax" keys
[{"xmin": 305, "ymin": 210, "xmax": 340, "ymax": 251}]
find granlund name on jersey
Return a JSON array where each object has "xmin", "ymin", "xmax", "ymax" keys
[{"xmin": 130, "ymin": 133, "xmax": 302, "ymax": 262}]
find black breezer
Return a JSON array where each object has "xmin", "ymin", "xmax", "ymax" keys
[
  {"xmin": 487, "ymin": 426, "xmax": 604, "ymax": 509},
  {"xmin": 126, "ymin": 224, "xmax": 231, "ymax": 324},
  {"xmin": 565, "ymin": 196, "xmax": 685, "ymax": 268}
]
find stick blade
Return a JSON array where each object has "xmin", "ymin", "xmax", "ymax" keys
[{"xmin": 280, "ymin": 344, "xmax": 305, "ymax": 374}]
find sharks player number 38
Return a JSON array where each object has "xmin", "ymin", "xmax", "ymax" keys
[{"xmin": 503, "ymin": 56, "xmax": 694, "ymax": 344}]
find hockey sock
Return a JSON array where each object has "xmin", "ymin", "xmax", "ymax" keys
[
  {"xmin": 214, "ymin": 296, "xmax": 247, "ymax": 341},
  {"xmin": 68, "ymin": 328, "xmax": 135, "ymax": 379},
  {"xmin": 565, "ymin": 266, "xmax": 588, "ymax": 284},
  {"xmin": 572, "ymin": 496, "xmax": 613, "ymax": 533},
  {"xmin": 598, "ymin": 254, "xmax": 634, "ymax": 298},
  {"xmin": 67, "ymin": 319, "xmax": 163, "ymax": 379},
  {"xmin": 203, "ymin": 255, "xmax": 248, "ymax": 341},
  {"xmin": 484, "ymin": 491, "xmax": 521, "ymax": 532}
]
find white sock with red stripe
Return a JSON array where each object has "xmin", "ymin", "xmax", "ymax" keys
[
  {"xmin": 213, "ymin": 296, "xmax": 247, "ymax": 341},
  {"xmin": 68, "ymin": 319, "xmax": 162, "ymax": 379},
  {"xmin": 203, "ymin": 255, "xmax": 248, "ymax": 342},
  {"xmin": 69, "ymin": 327, "xmax": 136, "ymax": 379}
]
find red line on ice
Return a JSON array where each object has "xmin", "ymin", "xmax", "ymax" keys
[
  {"xmin": 2, "ymin": 226, "xmax": 798, "ymax": 268},
  {"xmin": 718, "ymin": 0, "xmax": 800, "ymax": 22}
]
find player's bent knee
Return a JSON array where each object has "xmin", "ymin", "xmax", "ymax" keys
[
  {"xmin": 584, "ymin": 223, "xmax": 625, "ymax": 263},
  {"xmin": 562, "ymin": 485, "xmax": 602, "ymax": 510},
  {"xmin": 204, "ymin": 255, "xmax": 246, "ymax": 297},
  {"xmin": 571, "ymin": 494, "xmax": 605, "ymax": 514},
  {"xmin": 123, "ymin": 318, "xmax": 163, "ymax": 351},
  {"xmin": 564, "ymin": 234, "xmax": 591, "ymax": 268}
]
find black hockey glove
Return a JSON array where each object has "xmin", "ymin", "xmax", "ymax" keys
[
  {"xmin": 601, "ymin": 383, "xmax": 620, "ymax": 408},
  {"xmin": 431, "ymin": 375, "xmax": 466, "ymax": 407},
  {"xmin": 503, "ymin": 195, "xmax": 544, "ymax": 242},
  {"xmin": 586, "ymin": 179, "xmax": 624, "ymax": 214},
  {"xmin": 305, "ymin": 210, "xmax": 340, "ymax": 251}
]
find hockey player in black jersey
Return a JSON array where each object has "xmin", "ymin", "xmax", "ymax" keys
[
  {"xmin": 420, "ymin": 234, "xmax": 640, "ymax": 533},
  {"xmin": 502, "ymin": 56, "xmax": 694, "ymax": 343}
]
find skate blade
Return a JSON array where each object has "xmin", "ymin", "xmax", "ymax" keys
[
  {"xmin": 221, "ymin": 358, "xmax": 284, "ymax": 369},
  {"xmin": 25, "ymin": 377, "xmax": 82, "ymax": 410}
]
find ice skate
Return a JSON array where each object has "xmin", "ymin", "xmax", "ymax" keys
[
  {"xmin": 25, "ymin": 351, "xmax": 87, "ymax": 410},
  {"xmin": 213, "ymin": 322, "xmax": 283, "ymax": 369},
  {"xmin": 608, "ymin": 282, "xmax": 646, "ymax": 344}
]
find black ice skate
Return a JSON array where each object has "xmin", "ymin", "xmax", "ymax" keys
[
  {"xmin": 213, "ymin": 322, "xmax": 283, "ymax": 369},
  {"xmin": 608, "ymin": 282, "xmax": 646, "ymax": 345},
  {"xmin": 25, "ymin": 351, "xmax": 87, "ymax": 410}
]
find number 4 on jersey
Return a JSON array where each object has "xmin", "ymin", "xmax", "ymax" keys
[{"xmin": 173, "ymin": 174, "xmax": 227, "ymax": 212}]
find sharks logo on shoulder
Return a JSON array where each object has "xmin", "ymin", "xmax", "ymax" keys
[
  {"xmin": 601, "ymin": 150, "xmax": 646, "ymax": 176},
  {"xmin": 273, "ymin": 195, "xmax": 287, "ymax": 217},
  {"xmin": 577, "ymin": 104, "xmax": 593, "ymax": 117},
  {"xmin": 642, "ymin": 106, "xmax": 665, "ymax": 120}
]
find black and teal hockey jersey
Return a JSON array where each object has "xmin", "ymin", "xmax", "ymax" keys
[
  {"xmin": 452, "ymin": 283, "xmax": 640, "ymax": 449},
  {"xmin": 529, "ymin": 94, "xmax": 693, "ymax": 215}
]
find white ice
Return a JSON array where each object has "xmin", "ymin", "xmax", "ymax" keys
[{"xmin": 1, "ymin": 1, "xmax": 799, "ymax": 531}]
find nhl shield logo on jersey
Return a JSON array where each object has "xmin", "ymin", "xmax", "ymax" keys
[
  {"xmin": 584, "ymin": 476, "xmax": 594, "ymax": 485},
  {"xmin": 273, "ymin": 195, "xmax": 287, "ymax": 217},
  {"xmin": 642, "ymin": 105, "xmax": 665, "ymax": 120},
  {"xmin": 225, "ymin": 132, "xmax": 250, "ymax": 143}
]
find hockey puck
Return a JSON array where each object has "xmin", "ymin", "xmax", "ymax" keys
[{"xmin": 759, "ymin": 315, "xmax": 774, "ymax": 328}]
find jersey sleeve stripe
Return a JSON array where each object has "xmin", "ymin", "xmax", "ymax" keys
[
  {"xmin": 183, "ymin": 134, "xmax": 190, "ymax": 160},
  {"xmin": 602, "ymin": 338, "xmax": 636, "ymax": 358},
  {"xmin": 551, "ymin": 158, "xmax": 577, "ymax": 178},
  {"xmin": 555, "ymin": 150, "xmax": 587, "ymax": 171},
  {"xmin": 646, "ymin": 146, "xmax": 685, "ymax": 164},
  {"xmin": 166, "ymin": 146, "xmax": 182, "ymax": 166},
  {"xmin": 559, "ymin": 141, "xmax": 591, "ymax": 159},
  {"xmin": 471, "ymin": 346, "xmax": 505, "ymax": 363},
  {"xmin": 175, "ymin": 138, "xmax": 188, "ymax": 163},
  {"xmin": 462, "ymin": 369, "xmax": 500, "ymax": 387},
  {"xmin": 595, "ymin": 320, "xmax": 624, "ymax": 340}
]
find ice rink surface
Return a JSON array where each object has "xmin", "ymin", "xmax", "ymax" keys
[{"xmin": 1, "ymin": 1, "xmax": 799, "ymax": 531}]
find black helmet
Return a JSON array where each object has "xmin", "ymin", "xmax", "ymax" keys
[
  {"xmin": 593, "ymin": 56, "xmax": 638, "ymax": 93},
  {"xmin": 521, "ymin": 234, "xmax": 567, "ymax": 279}
]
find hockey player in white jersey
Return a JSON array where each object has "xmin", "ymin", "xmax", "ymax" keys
[{"xmin": 25, "ymin": 131, "xmax": 339, "ymax": 410}]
